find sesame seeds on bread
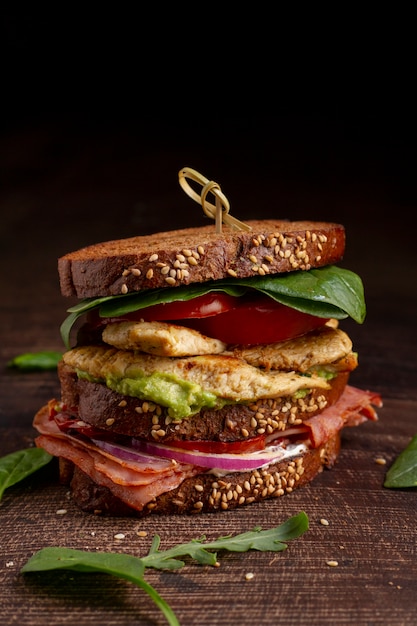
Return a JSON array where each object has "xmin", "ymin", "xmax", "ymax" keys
[{"xmin": 58, "ymin": 220, "xmax": 346, "ymax": 298}]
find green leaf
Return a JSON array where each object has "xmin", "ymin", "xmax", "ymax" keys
[
  {"xmin": 0, "ymin": 448, "xmax": 53, "ymax": 501},
  {"xmin": 7, "ymin": 351, "xmax": 63, "ymax": 371},
  {"xmin": 384, "ymin": 435, "xmax": 417, "ymax": 488},
  {"xmin": 21, "ymin": 512, "xmax": 309, "ymax": 625},
  {"xmin": 142, "ymin": 511, "xmax": 309, "ymax": 570},
  {"xmin": 21, "ymin": 547, "xmax": 178, "ymax": 626},
  {"xmin": 60, "ymin": 266, "xmax": 366, "ymax": 348}
]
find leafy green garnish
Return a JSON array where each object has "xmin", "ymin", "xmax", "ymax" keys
[
  {"xmin": 384, "ymin": 435, "xmax": 417, "ymax": 488},
  {"xmin": 21, "ymin": 511, "xmax": 309, "ymax": 625},
  {"xmin": 7, "ymin": 351, "xmax": 63, "ymax": 371},
  {"xmin": 60, "ymin": 266, "xmax": 366, "ymax": 348},
  {"xmin": 0, "ymin": 448, "xmax": 53, "ymax": 501}
]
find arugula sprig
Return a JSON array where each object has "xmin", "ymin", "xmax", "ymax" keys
[
  {"xmin": 21, "ymin": 511, "xmax": 309, "ymax": 626},
  {"xmin": 60, "ymin": 266, "xmax": 366, "ymax": 348},
  {"xmin": 0, "ymin": 448, "xmax": 53, "ymax": 501}
]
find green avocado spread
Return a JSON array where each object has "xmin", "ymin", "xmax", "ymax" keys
[{"xmin": 76, "ymin": 369, "xmax": 222, "ymax": 419}]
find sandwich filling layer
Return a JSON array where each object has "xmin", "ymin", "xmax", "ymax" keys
[{"xmin": 62, "ymin": 325, "xmax": 353, "ymax": 419}]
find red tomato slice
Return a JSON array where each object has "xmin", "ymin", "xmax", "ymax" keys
[
  {"xmin": 102, "ymin": 292, "xmax": 237, "ymax": 323},
  {"xmin": 91, "ymin": 291, "xmax": 328, "ymax": 345},
  {"xmin": 168, "ymin": 434, "xmax": 266, "ymax": 454},
  {"xmin": 181, "ymin": 294, "xmax": 328, "ymax": 345}
]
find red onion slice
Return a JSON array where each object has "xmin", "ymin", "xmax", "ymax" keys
[
  {"xmin": 91, "ymin": 439, "xmax": 179, "ymax": 470},
  {"xmin": 130, "ymin": 438, "xmax": 308, "ymax": 472}
]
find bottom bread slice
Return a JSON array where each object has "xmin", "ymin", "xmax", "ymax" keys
[{"xmin": 59, "ymin": 433, "xmax": 341, "ymax": 517}]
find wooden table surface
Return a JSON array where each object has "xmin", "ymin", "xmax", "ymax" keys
[{"xmin": 1, "ymin": 114, "xmax": 416, "ymax": 625}]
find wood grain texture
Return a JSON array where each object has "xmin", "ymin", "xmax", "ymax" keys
[{"xmin": 1, "ymin": 115, "xmax": 416, "ymax": 625}]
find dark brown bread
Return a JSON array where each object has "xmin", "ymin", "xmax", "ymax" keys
[
  {"xmin": 60, "ymin": 432, "xmax": 341, "ymax": 517},
  {"xmin": 58, "ymin": 361, "xmax": 349, "ymax": 444},
  {"xmin": 58, "ymin": 220, "xmax": 345, "ymax": 298}
]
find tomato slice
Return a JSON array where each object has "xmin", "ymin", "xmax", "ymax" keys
[
  {"xmin": 89, "ymin": 291, "xmax": 328, "ymax": 345},
  {"xmin": 168, "ymin": 434, "xmax": 266, "ymax": 454},
  {"xmin": 181, "ymin": 293, "xmax": 328, "ymax": 345},
  {"xmin": 124, "ymin": 292, "xmax": 237, "ymax": 322}
]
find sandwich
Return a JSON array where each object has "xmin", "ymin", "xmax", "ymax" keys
[{"xmin": 33, "ymin": 174, "xmax": 382, "ymax": 517}]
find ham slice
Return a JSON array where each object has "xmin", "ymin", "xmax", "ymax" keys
[
  {"xmin": 33, "ymin": 405, "xmax": 201, "ymax": 511},
  {"xmin": 302, "ymin": 385, "xmax": 382, "ymax": 447}
]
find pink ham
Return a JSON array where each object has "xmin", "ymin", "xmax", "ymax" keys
[{"xmin": 302, "ymin": 385, "xmax": 382, "ymax": 447}]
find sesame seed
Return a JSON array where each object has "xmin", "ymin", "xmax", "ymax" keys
[
  {"xmin": 227, "ymin": 268, "xmax": 237, "ymax": 277},
  {"xmin": 326, "ymin": 560, "xmax": 339, "ymax": 567},
  {"xmin": 195, "ymin": 484, "xmax": 204, "ymax": 492},
  {"xmin": 146, "ymin": 268, "xmax": 154, "ymax": 279},
  {"xmin": 121, "ymin": 284, "xmax": 128, "ymax": 294},
  {"xmin": 56, "ymin": 509, "xmax": 67, "ymax": 515},
  {"xmin": 188, "ymin": 256, "xmax": 198, "ymax": 266},
  {"xmin": 106, "ymin": 418, "xmax": 115, "ymax": 426},
  {"xmin": 137, "ymin": 530, "xmax": 148, "ymax": 537},
  {"xmin": 320, "ymin": 518, "xmax": 330, "ymax": 526},
  {"xmin": 375, "ymin": 457, "xmax": 387, "ymax": 465},
  {"xmin": 114, "ymin": 533, "xmax": 125, "ymax": 540},
  {"xmin": 165, "ymin": 276, "xmax": 176, "ymax": 285},
  {"xmin": 122, "ymin": 269, "xmax": 130, "ymax": 276},
  {"xmin": 245, "ymin": 572, "xmax": 255, "ymax": 580},
  {"xmin": 131, "ymin": 268, "xmax": 141, "ymax": 276},
  {"xmin": 197, "ymin": 246, "xmax": 205, "ymax": 255},
  {"xmin": 149, "ymin": 253, "xmax": 159, "ymax": 262}
]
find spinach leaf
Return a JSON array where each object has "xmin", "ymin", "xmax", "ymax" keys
[
  {"xmin": 384, "ymin": 435, "xmax": 417, "ymax": 488},
  {"xmin": 21, "ymin": 511, "xmax": 309, "ymax": 626},
  {"xmin": 60, "ymin": 266, "xmax": 365, "ymax": 348},
  {"xmin": 0, "ymin": 448, "xmax": 53, "ymax": 501},
  {"xmin": 7, "ymin": 351, "xmax": 62, "ymax": 371}
]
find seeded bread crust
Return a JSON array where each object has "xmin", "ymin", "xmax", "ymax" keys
[
  {"xmin": 58, "ymin": 220, "xmax": 345, "ymax": 298},
  {"xmin": 58, "ymin": 361, "xmax": 349, "ymax": 444},
  {"xmin": 60, "ymin": 432, "xmax": 341, "ymax": 517}
]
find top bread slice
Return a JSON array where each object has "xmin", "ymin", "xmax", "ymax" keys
[{"xmin": 58, "ymin": 220, "xmax": 345, "ymax": 298}]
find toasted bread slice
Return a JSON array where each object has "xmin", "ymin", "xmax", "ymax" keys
[{"xmin": 58, "ymin": 220, "xmax": 345, "ymax": 297}]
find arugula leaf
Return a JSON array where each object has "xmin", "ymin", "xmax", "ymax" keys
[
  {"xmin": 21, "ymin": 511, "xmax": 309, "ymax": 626},
  {"xmin": 0, "ymin": 448, "xmax": 53, "ymax": 501},
  {"xmin": 384, "ymin": 435, "xmax": 417, "ymax": 488},
  {"xmin": 7, "ymin": 351, "xmax": 62, "ymax": 371},
  {"xmin": 60, "ymin": 266, "xmax": 365, "ymax": 348}
]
